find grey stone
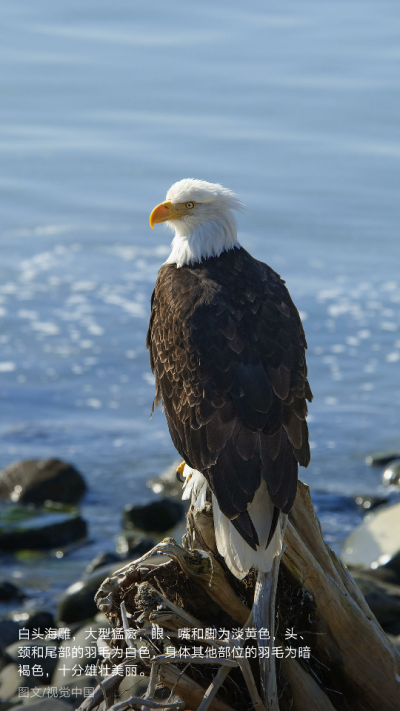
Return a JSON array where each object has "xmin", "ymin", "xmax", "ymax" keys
[
  {"xmin": 6, "ymin": 639, "xmax": 59, "ymax": 683},
  {"xmin": 52, "ymin": 620, "xmax": 110, "ymax": 687},
  {"xmin": 0, "ymin": 460, "xmax": 86, "ymax": 506},
  {"xmin": 122, "ymin": 498, "xmax": 184, "ymax": 534},
  {"xmin": 0, "ymin": 663, "xmax": 24, "ymax": 702},
  {"xmin": 382, "ymin": 459, "xmax": 400, "ymax": 486},
  {"xmin": 341, "ymin": 501, "xmax": 400, "ymax": 570},
  {"xmin": 0, "ymin": 648, "xmax": 13, "ymax": 674}
]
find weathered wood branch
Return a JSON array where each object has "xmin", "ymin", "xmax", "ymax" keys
[
  {"xmin": 81, "ymin": 478, "xmax": 400, "ymax": 711},
  {"xmin": 283, "ymin": 482, "xmax": 400, "ymax": 711}
]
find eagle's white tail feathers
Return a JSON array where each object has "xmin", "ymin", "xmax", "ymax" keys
[{"xmin": 182, "ymin": 465, "xmax": 282, "ymax": 580}]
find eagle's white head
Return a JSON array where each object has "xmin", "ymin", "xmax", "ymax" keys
[{"xmin": 149, "ymin": 178, "xmax": 243, "ymax": 268}]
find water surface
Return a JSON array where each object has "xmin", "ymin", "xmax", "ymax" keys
[{"xmin": 1, "ymin": 0, "xmax": 400, "ymax": 606}]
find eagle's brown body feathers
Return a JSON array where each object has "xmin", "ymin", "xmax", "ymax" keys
[{"xmin": 147, "ymin": 246, "xmax": 312, "ymax": 550}]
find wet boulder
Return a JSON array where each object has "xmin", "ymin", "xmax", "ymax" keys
[
  {"xmin": 115, "ymin": 533, "xmax": 155, "ymax": 557},
  {"xmin": 365, "ymin": 450, "xmax": 400, "ymax": 467},
  {"xmin": 0, "ymin": 662, "xmax": 32, "ymax": 703},
  {"xmin": 52, "ymin": 618, "xmax": 105, "ymax": 692},
  {"xmin": 146, "ymin": 460, "xmax": 185, "ymax": 502},
  {"xmin": 85, "ymin": 551, "xmax": 121, "ymax": 574},
  {"xmin": 341, "ymin": 501, "xmax": 400, "ymax": 570},
  {"xmin": 0, "ymin": 459, "xmax": 86, "ymax": 506},
  {"xmin": 0, "ymin": 620, "xmax": 20, "ymax": 649},
  {"xmin": 57, "ymin": 564, "xmax": 123, "ymax": 625},
  {"xmin": 11, "ymin": 610, "xmax": 55, "ymax": 634},
  {"xmin": 382, "ymin": 459, "xmax": 400, "ymax": 486},
  {"xmin": 0, "ymin": 503, "xmax": 87, "ymax": 552},
  {"xmin": 0, "ymin": 582, "xmax": 25, "ymax": 603},
  {"xmin": 122, "ymin": 498, "xmax": 184, "ymax": 534},
  {"xmin": 354, "ymin": 495, "xmax": 388, "ymax": 512},
  {"xmin": 351, "ymin": 571, "xmax": 400, "ymax": 633},
  {"xmin": 6, "ymin": 638, "xmax": 59, "ymax": 682}
]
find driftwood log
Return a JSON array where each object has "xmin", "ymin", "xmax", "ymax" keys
[{"xmin": 78, "ymin": 480, "xmax": 400, "ymax": 711}]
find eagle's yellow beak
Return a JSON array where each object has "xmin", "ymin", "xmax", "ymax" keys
[{"xmin": 149, "ymin": 200, "xmax": 186, "ymax": 230}]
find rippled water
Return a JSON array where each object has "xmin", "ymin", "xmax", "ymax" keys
[{"xmin": 1, "ymin": 0, "xmax": 400, "ymax": 606}]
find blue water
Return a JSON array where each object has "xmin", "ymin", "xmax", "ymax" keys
[{"xmin": 1, "ymin": 0, "xmax": 400, "ymax": 607}]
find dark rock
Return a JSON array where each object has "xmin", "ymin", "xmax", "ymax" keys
[
  {"xmin": 115, "ymin": 533, "xmax": 155, "ymax": 557},
  {"xmin": 0, "ymin": 620, "xmax": 21, "ymax": 649},
  {"xmin": 122, "ymin": 498, "xmax": 184, "ymax": 534},
  {"xmin": 354, "ymin": 495, "xmax": 388, "ymax": 512},
  {"xmin": 366, "ymin": 450, "xmax": 400, "ymax": 467},
  {"xmin": 0, "ymin": 647, "xmax": 13, "ymax": 674},
  {"xmin": 12, "ymin": 610, "xmax": 55, "ymax": 634},
  {"xmin": 351, "ymin": 571, "xmax": 400, "ymax": 633},
  {"xmin": 386, "ymin": 633, "xmax": 400, "ymax": 653},
  {"xmin": 147, "ymin": 461, "xmax": 185, "ymax": 501},
  {"xmin": 57, "ymin": 565, "xmax": 119, "ymax": 625},
  {"xmin": 382, "ymin": 459, "xmax": 400, "ymax": 486},
  {"xmin": 361, "ymin": 564, "xmax": 400, "ymax": 586},
  {"xmin": 0, "ymin": 582, "xmax": 25, "ymax": 603},
  {"xmin": 52, "ymin": 618, "xmax": 106, "ymax": 687},
  {"xmin": 85, "ymin": 551, "xmax": 120, "ymax": 574},
  {"xmin": 0, "ymin": 459, "xmax": 86, "ymax": 506},
  {"xmin": 384, "ymin": 550, "xmax": 400, "ymax": 579},
  {"xmin": 0, "ymin": 506, "xmax": 87, "ymax": 552}
]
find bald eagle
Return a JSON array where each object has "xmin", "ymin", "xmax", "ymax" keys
[{"xmin": 147, "ymin": 179, "xmax": 312, "ymax": 579}]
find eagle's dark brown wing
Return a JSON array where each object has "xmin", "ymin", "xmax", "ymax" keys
[{"xmin": 147, "ymin": 247, "xmax": 312, "ymax": 549}]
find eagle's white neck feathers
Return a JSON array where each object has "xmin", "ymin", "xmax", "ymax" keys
[{"xmin": 164, "ymin": 179, "xmax": 243, "ymax": 268}]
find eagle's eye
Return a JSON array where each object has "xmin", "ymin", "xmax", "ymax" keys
[{"xmin": 185, "ymin": 202, "xmax": 195, "ymax": 209}]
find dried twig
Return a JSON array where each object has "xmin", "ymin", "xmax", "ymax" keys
[{"xmin": 196, "ymin": 666, "xmax": 231, "ymax": 711}]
